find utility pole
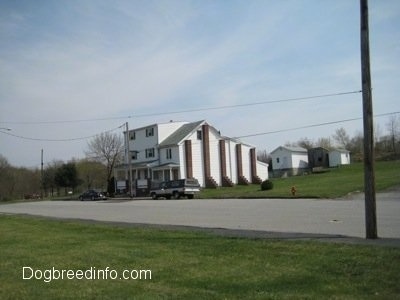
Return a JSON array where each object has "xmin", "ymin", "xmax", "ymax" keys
[
  {"xmin": 125, "ymin": 122, "xmax": 133, "ymax": 197},
  {"xmin": 41, "ymin": 149, "xmax": 44, "ymax": 199},
  {"xmin": 360, "ymin": 0, "xmax": 377, "ymax": 239}
]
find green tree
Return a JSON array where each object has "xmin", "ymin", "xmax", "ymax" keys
[
  {"xmin": 76, "ymin": 159, "xmax": 107, "ymax": 191},
  {"xmin": 0, "ymin": 155, "xmax": 12, "ymax": 201},
  {"xmin": 43, "ymin": 160, "xmax": 63, "ymax": 197},
  {"xmin": 55, "ymin": 163, "xmax": 81, "ymax": 194}
]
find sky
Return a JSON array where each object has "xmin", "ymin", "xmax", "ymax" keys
[{"xmin": 1, "ymin": 0, "xmax": 399, "ymax": 168}]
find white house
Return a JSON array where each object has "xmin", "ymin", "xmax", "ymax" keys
[
  {"xmin": 270, "ymin": 146, "xmax": 309, "ymax": 177},
  {"xmin": 329, "ymin": 149, "xmax": 351, "ymax": 167},
  {"xmin": 115, "ymin": 120, "xmax": 269, "ymax": 192}
]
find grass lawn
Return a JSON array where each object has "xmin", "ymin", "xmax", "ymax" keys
[
  {"xmin": 199, "ymin": 160, "xmax": 400, "ymax": 199},
  {"xmin": 1, "ymin": 215, "xmax": 399, "ymax": 299}
]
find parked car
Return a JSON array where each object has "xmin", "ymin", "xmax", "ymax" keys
[
  {"xmin": 78, "ymin": 190, "xmax": 107, "ymax": 201},
  {"xmin": 150, "ymin": 179, "xmax": 201, "ymax": 200}
]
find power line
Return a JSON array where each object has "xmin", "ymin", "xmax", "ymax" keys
[
  {"xmin": 2, "ymin": 111, "xmax": 398, "ymax": 143},
  {"xmin": 0, "ymin": 90, "xmax": 361, "ymax": 125},
  {"xmin": 234, "ymin": 111, "xmax": 400, "ymax": 139},
  {"xmin": 4, "ymin": 111, "xmax": 397, "ymax": 145},
  {"xmin": 0, "ymin": 124, "xmax": 124, "ymax": 142},
  {"xmin": 131, "ymin": 90, "xmax": 362, "ymax": 118}
]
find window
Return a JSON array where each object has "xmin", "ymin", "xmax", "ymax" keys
[
  {"xmin": 153, "ymin": 171, "xmax": 161, "ymax": 180},
  {"xmin": 145, "ymin": 148, "xmax": 155, "ymax": 158},
  {"xmin": 166, "ymin": 148, "xmax": 172, "ymax": 160},
  {"xmin": 131, "ymin": 151, "xmax": 137, "ymax": 160},
  {"xmin": 197, "ymin": 130, "xmax": 202, "ymax": 140},
  {"xmin": 146, "ymin": 127, "xmax": 154, "ymax": 137},
  {"xmin": 129, "ymin": 131, "xmax": 135, "ymax": 140},
  {"xmin": 276, "ymin": 157, "xmax": 280, "ymax": 163}
]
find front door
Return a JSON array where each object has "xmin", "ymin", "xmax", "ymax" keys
[{"xmin": 172, "ymin": 168, "xmax": 179, "ymax": 180}]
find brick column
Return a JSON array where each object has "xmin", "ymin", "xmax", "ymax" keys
[
  {"xmin": 202, "ymin": 124, "xmax": 218, "ymax": 188},
  {"xmin": 250, "ymin": 148, "xmax": 256, "ymax": 179},
  {"xmin": 220, "ymin": 140, "xmax": 234, "ymax": 187},
  {"xmin": 185, "ymin": 140, "xmax": 193, "ymax": 178},
  {"xmin": 202, "ymin": 124, "xmax": 211, "ymax": 178},
  {"xmin": 219, "ymin": 140, "xmax": 227, "ymax": 178},
  {"xmin": 236, "ymin": 144, "xmax": 250, "ymax": 185},
  {"xmin": 250, "ymin": 148, "xmax": 262, "ymax": 183},
  {"xmin": 236, "ymin": 144, "xmax": 243, "ymax": 178}
]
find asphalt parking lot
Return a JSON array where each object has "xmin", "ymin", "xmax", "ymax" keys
[{"xmin": 1, "ymin": 190, "xmax": 399, "ymax": 245}]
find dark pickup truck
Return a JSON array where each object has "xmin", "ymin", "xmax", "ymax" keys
[{"xmin": 150, "ymin": 179, "xmax": 201, "ymax": 199}]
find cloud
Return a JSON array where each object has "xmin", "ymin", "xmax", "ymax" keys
[{"xmin": 1, "ymin": 0, "xmax": 399, "ymax": 166}]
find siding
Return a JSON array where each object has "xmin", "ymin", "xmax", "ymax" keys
[
  {"xmin": 159, "ymin": 146, "xmax": 180, "ymax": 165},
  {"xmin": 188, "ymin": 133, "xmax": 204, "ymax": 186},
  {"xmin": 329, "ymin": 150, "xmax": 350, "ymax": 167},
  {"xmin": 271, "ymin": 149, "xmax": 291, "ymax": 170},
  {"xmin": 241, "ymin": 144, "xmax": 252, "ymax": 182},
  {"xmin": 227, "ymin": 140, "xmax": 238, "ymax": 183},
  {"xmin": 128, "ymin": 127, "xmax": 158, "ymax": 162},
  {"xmin": 257, "ymin": 161, "xmax": 269, "ymax": 181},
  {"xmin": 292, "ymin": 153, "xmax": 309, "ymax": 169},
  {"xmin": 209, "ymin": 130, "xmax": 221, "ymax": 186},
  {"xmin": 179, "ymin": 143, "xmax": 186, "ymax": 178},
  {"xmin": 157, "ymin": 122, "xmax": 187, "ymax": 143}
]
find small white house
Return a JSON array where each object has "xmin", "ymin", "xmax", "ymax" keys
[
  {"xmin": 270, "ymin": 146, "xmax": 309, "ymax": 177},
  {"xmin": 329, "ymin": 149, "xmax": 350, "ymax": 167}
]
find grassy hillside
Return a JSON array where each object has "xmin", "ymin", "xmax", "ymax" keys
[{"xmin": 199, "ymin": 161, "xmax": 400, "ymax": 199}]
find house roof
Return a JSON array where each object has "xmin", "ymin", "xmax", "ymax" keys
[
  {"xmin": 159, "ymin": 120, "xmax": 205, "ymax": 147},
  {"xmin": 309, "ymin": 147, "xmax": 330, "ymax": 152},
  {"xmin": 126, "ymin": 121, "xmax": 188, "ymax": 133},
  {"xmin": 222, "ymin": 136, "xmax": 255, "ymax": 148},
  {"xmin": 151, "ymin": 162, "xmax": 181, "ymax": 170},
  {"xmin": 330, "ymin": 148, "xmax": 350, "ymax": 153},
  {"xmin": 271, "ymin": 146, "xmax": 308, "ymax": 154},
  {"xmin": 115, "ymin": 160, "xmax": 158, "ymax": 169}
]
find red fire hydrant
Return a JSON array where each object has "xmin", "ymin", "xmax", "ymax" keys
[{"xmin": 291, "ymin": 186, "xmax": 297, "ymax": 196}]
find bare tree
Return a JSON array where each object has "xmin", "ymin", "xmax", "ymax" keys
[
  {"xmin": 86, "ymin": 132, "xmax": 124, "ymax": 188},
  {"xmin": 332, "ymin": 127, "xmax": 350, "ymax": 149},
  {"xmin": 348, "ymin": 131, "xmax": 364, "ymax": 161},
  {"xmin": 315, "ymin": 137, "xmax": 332, "ymax": 149},
  {"xmin": 297, "ymin": 137, "xmax": 314, "ymax": 149},
  {"xmin": 257, "ymin": 150, "xmax": 271, "ymax": 164},
  {"xmin": 386, "ymin": 115, "xmax": 400, "ymax": 153}
]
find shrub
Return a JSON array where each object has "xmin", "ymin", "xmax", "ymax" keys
[{"xmin": 261, "ymin": 180, "xmax": 274, "ymax": 191}]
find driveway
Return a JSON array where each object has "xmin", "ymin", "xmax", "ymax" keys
[{"xmin": 1, "ymin": 190, "xmax": 399, "ymax": 241}]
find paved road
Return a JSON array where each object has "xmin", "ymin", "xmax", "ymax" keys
[{"xmin": 1, "ymin": 191, "xmax": 399, "ymax": 240}]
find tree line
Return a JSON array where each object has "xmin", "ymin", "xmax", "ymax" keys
[{"xmin": 0, "ymin": 132, "xmax": 123, "ymax": 201}]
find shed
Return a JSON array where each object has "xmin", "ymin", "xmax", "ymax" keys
[
  {"xmin": 308, "ymin": 147, "xmax": 330, "ymax": 169},
  {"xmin": 329, "ymin": 149, "xmax": 350, "ymax": 167},
  {"xmin": 270, "ymin": 146, "xmax": 309, "ymax": 177}
]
